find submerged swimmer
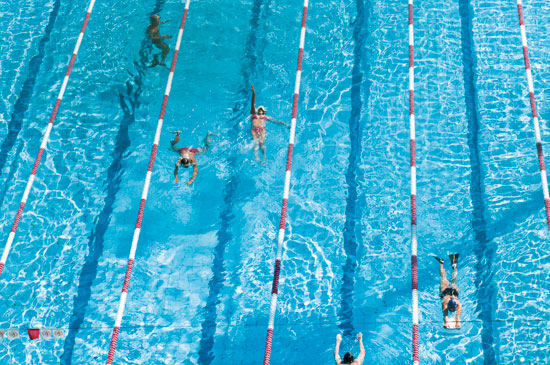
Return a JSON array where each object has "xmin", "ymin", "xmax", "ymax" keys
[
  {"xmin": 432, "ymin": 253, "xmax": 462, "ymax": 329},
  {"xmin": 147, "ymin": 14, "xmax": 171, "ymax": 67},
  {"xmin": 249, "ymin": 84, "xmax": 289, "ymax": 165},
  {"xmin": 334, "ymin": 333, "xmax": 365, "ymax": 364},
  {"xmin": 171, "ymin": 131, "xmax": 215, "ymax": 185}
]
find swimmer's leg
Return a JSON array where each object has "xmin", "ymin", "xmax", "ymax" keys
[
  {"xmin": 439, "ymin": 260, "xmax": 449, "ymax": 293},
  {"xmin": 149, "ymin": 54, "xmax": 160, "ymax": 68},
  {"xmin": 160, "ymin": 43, "xmax": 170, "ymax": 65},
  {"xmin": 253, "ymin": 141, "xmax": 260, "ymax": 161},
  {"xmin": 260, "ymin": 142, "xmax": 267, "ymax": 166},
  {"xmin": 260, "ymin": 133, "xmax": 267, "ymax": 165},
  {"xmin": 449, "ymin": 254, "xmax": 459, "ymax": 287},
  {"xmin": 170, "ymin": 131, "xmax": 181, "ymax": 151},
  {"xmin": 251, "ymin": 130, "xmax": 260, "ymax": 161},
  {"xmin": 201, "ymin": 132, "xmax": 217, "ymax": 153}
]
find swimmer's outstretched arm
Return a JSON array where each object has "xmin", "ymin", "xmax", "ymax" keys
[
  {"xmin": 357, "ymin": 333, "xmax": 365, "ymax": 361},
  {"xmin": 442, "ymin": 300, "xmax": 450, "ymax": 328},
  {"xmin": 174, "ymin": 164, "xmax": 180, "ymax": 183},
  {"xmin": 334, "ymin": 334, "xmax": 342, "ymax": 365},
  {"xmin": 250, "ymin": 85, "xmax": 256, "ymax": 115},
  {"xmin": 455, "ymin": 302, "xmax": 462, "ymax": 328},
  {"xmin": 187, "ymin": 165, "xmax": 198, "ymax": 185},
  {"xmin": 161, "ymin": 19, "xmax": 169, "ymax": 24},
  {"xmin": 267, "ymin": 116, "xmax": 289, "ymax": 128}
]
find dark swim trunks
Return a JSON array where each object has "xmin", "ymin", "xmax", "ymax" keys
[{"xmin": 440, "ymin": 287, "xmax": 459, "ymax": 298}]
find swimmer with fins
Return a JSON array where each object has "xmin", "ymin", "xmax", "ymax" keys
[{"xmin": 432, "ymin": 253, "xmax": 462, "ymax": 329}]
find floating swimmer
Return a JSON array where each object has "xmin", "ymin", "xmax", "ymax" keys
[
  {"xmin": 147, "ymin": 14, "xmax": 171, "ymax": 67},
  {"xmin": 432, "ymin": 253, "xmax": 462, "ymax": 329},
  {"xmin": 334, "ymin": 333, "xmax": 365, "ymax": 364},
  {"xmin": 249, "ymin": 85, "xmax": 289, "ymax": 165},
  {"xmin": 171, "ymin": 131, "xmax": 215, "ymax": 185}
]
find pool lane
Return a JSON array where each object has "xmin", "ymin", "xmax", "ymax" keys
[
  {"xmin": 457, "ymin": 0, "xmax": 497, "ymax": 361},
  {"xmin": 337, "ymin": 0, "xmax": 369, "ymax": 338},
  {"xmin": 61, "ymin": 0, "xmax": 167, "ymax": 362}
]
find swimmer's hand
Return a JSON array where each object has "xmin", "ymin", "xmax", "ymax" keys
[
  {"xmin": 251, "ymin": 85, "xmax": 255, "ymax": 92},
  {"xmin": 186, "ymin": 180, "xmax": 193, "ymax": 186},
  {"xmin": 336, "ymin": 334, "xmax": 342, "ymax": 343},
  {"xmin": 357, "ymin": 333, "xmax": 362, "ymax": 340},
  {"xmin": 161, "ymin": 19, "xmax": 169, "ymax": 24},
  {"xmin": 174, "ymin": 176, "xmax": 179, "ymax": 183}
]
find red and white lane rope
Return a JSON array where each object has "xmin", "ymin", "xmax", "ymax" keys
[
  {"xmin": 263, "ymin": 1, "xmax": 308, "ymax": 364},
  {"xmin": 105, "ymin": 1, "xmax": 191, "ymax": 363},
  {"xmin": 0, "ymin": 0, "xmax": 97, "ymax": 278},
  {"xmin": 408, "ymin": 0, "xmax": 419, "ymax": 363},
  {"xmin": 516, "ymin": 0, "xmax": 550, "ymax": 230}
]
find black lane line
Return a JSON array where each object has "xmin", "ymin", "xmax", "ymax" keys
[
  {"xmin": 337, "ymin": 0, "xmax": 369, "ymax": 337},
  {"xmin": 0, "ymin": 0, "xmax": 61, "ymax": 200},
  {"xmin": 458, "ymin": 0, "xmax": 497, "ymax": 362},
  {"xmin": 197, "ymin": 1, "xmax": 265, "ymax": 363},
  {"xmin": 60, "ymin": 1, "xmax": 166, "ymax": 362}
]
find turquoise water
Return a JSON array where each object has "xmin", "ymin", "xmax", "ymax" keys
[{"xmin": 0, "ymin": 0, "xmax": 549, "ymax": 363}]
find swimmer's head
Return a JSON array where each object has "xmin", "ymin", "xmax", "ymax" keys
[
  {"xmin": 180, "ymin": 158, "xmax": 191, "ymax": 167},
  {"xmin": 342, "ymin": 352, "xmax": 355, "ymax": 364},
  {"xmin": 150, "ymin": 14, "xmax": 160, "ymax": 25},
  {"xmin": 257, "ymin": 106, "xmax": 267, "ymax": 114},
  {"xmin": 448, "ymin": 298, "xmax": 457, "ymax": 312}
]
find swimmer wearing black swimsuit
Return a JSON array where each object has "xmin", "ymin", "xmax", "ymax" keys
[{"xmin": 432, "ymin": 253, "xmax": 462, "ymax": 329}]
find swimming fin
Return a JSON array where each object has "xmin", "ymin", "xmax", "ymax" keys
[
  {"xmin": 449, "ymin": 253, "xmax": 459, "ymax": 266},
  {"xmin": 430, "ymin": 254, "xmax": 444, "ymax": 264}
]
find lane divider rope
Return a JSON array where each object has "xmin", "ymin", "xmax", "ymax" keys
[
  {"xmin": 516, "ymin": 0, "xmax": 550, "ymax": 230},
  {"xmin": 409, "ymin": 0, "xmax": 419, "ymax": 363},
  {"xmin": 105, "ymin": 1, "xmax": 191, "ymax": 363},
  {"xmin": 263, "ymin": 1, "xmax": 308, "ymax": 364},
  {"xmin": 0, "ymin": 0, "xmax": 97, "ymax": 278}
]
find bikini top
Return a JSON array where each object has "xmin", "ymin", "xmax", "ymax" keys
[{"xmin": 253, "ymin": 114, "xmax": 267, "ymax": 120}]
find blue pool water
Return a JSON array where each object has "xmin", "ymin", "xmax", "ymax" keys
[{"xmin": 1, "ymin": 0, "xmax": 550, "ymax": 363}]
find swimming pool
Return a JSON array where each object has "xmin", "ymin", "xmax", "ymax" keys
[{"xmin": 0, "ymin": 0, "xmax": 549, "ymax": 363}]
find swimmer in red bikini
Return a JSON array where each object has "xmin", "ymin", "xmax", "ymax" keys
[
  {"xmin": 250, "ymin": 85, "xmax": 289, "ymax": 165},
  {"xmin": 171, "ymin": 131, "xmax": 215, "ymax": 185}
]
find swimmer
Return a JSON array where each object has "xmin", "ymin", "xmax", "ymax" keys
[
  {"xmin": 171, "ymin": 131, "xmax": 215, "ymax": 185},
  {"xmin": 432, "ymin": 253, "xmax": 462, "ymax": 329},
  {"xmin": 147, "ymin": 14, "xmax": 171, "ymax": 67},
  {"xmin": 334, "ymin": 333, "xmax": 365, "ymax": 365},
  {"xmin": 250, "ymin": 85, "xmax": 289, "ymax": 165}
]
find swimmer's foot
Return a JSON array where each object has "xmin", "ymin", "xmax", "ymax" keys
[
  {"xmin": 449, "ymin": 253, "xmax": 459, "ymax": 266},
  {"xmin": 431, "ymin": 255, "xmax": 444, "ymax": 264},
  {"xmin": 149, "ymin": 55, "xmax": 160, "ymax": 68},
  {"xmin": 170, "ymin": 131, "xmax": 181, "ymax": 146},
  {"xmin": 261, "ymin": 159, "xmax": 267, "ymax": 166}
]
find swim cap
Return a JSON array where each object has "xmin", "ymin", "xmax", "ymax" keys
[
  {"xmin": 448, "ymin": 298, "xmax": 457, "ymax": 311},
  {"xmin": 257, "ymin": 105, "xmax": 267, "ymax": 113}
]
